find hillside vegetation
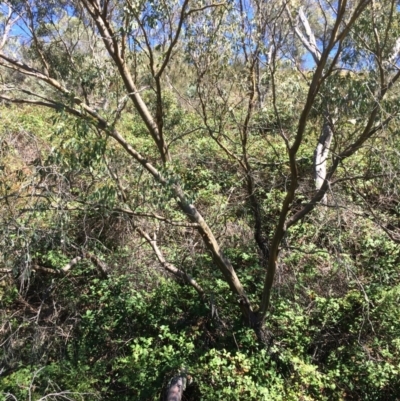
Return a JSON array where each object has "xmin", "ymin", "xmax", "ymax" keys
[{"xmin": 1, "ymin": 0, "xmax": 400, "ymax": 400}]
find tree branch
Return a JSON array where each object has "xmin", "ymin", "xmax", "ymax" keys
[{"xmin": 135, "ymin": 226, "xmax": 205, "ymax": 298}]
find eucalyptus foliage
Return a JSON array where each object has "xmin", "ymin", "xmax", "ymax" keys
[{"xmin": 1, "ymin": 0, "xmax": 400, "ymax": 399}]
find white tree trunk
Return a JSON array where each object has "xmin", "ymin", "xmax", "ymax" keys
[{"xmin": 314, "ymin": 117, "xmax": 334, "ymax": 204}]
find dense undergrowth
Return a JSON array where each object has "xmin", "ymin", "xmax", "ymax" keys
[
  {"xmin": 1, "ymin": 104, "xmax": 399, "ymax": 400},
  {"xmin": 1, "ymin": 239, "xmax": 400, "ymax": 400}
]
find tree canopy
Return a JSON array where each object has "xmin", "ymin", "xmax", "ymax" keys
[{"xmin": 1, "ymin": 0, "xmax": 400, "ymax": 399}]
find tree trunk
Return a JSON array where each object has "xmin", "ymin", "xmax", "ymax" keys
[{"xmin": 314, "ymin": 115, "xmax": 334, "ymax": 204}]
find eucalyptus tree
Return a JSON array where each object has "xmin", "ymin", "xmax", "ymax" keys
[{"xmin": 1, "ymin": 0, "xmax": 400, "ymax": 344}]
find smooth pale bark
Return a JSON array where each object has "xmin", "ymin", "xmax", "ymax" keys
[
  {"xmin": 314, "ymin": 117, "xmax": 334, "ymax": 204},
  {"xmin": 0, "ymin": 4, "xmax": 19, "ymax": 51},
  {"xmin": 290, "ymin": 6, "xmax": 334, "ymax": 204}
]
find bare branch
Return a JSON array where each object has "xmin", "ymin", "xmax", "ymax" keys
[
  {"xmin": 0, "ymin": 3, "xmax": 20, "ymax": 51},
  {"xmin": 186, "ymin": 2, "xmax": 226, "ymax": 16},
  {"xmin": 32, "ymin": 254, "xmax": 109, "ymax": 277},
  {"xmin": 135, "ymin": 226, "xmax": 205, "ymax": 298},
  {"xmin": 286, "ymin": 5, "xmax": 321, "ymax": 64},
  {"xmin": 114, "ymin": 207, "xmax": 200, "ymax": 228},
  {"xmin": 259, "ymin": 1, "xmax": 370, "ymax": 319}
]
